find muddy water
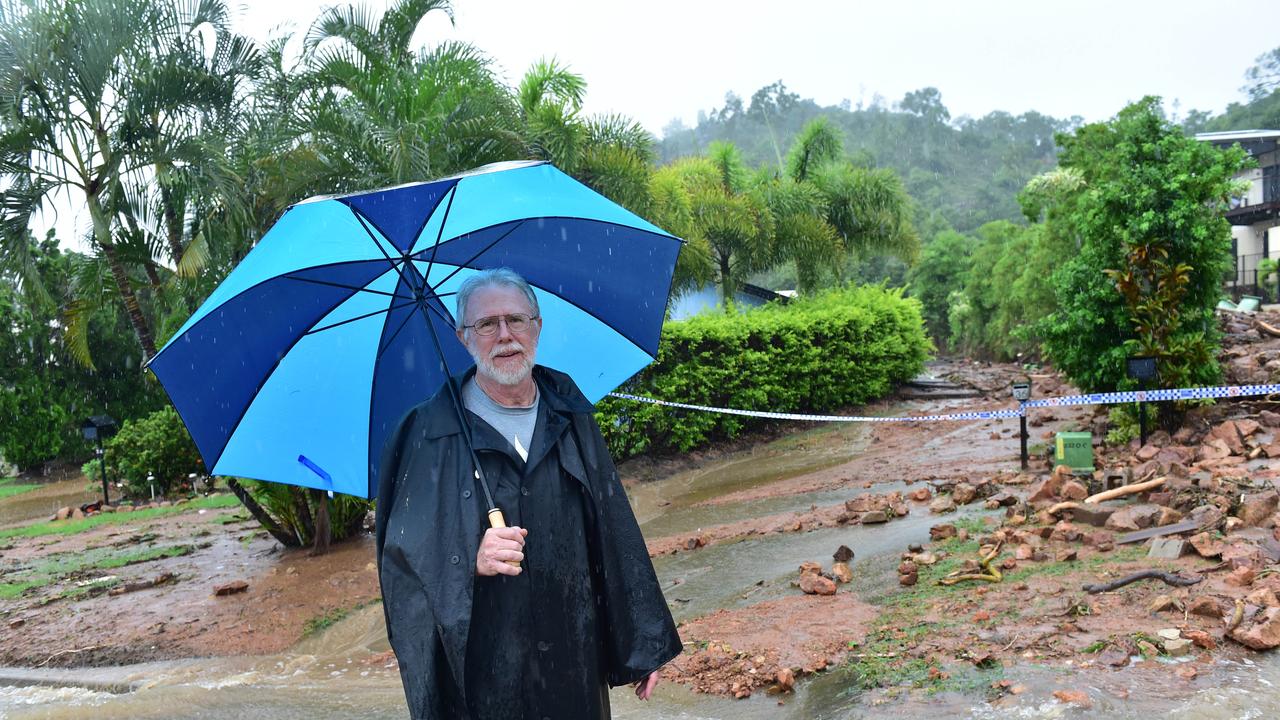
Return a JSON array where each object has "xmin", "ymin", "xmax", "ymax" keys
[
  {"xmin": 0, "ymin": 478, "xmax": 100, "ymax": 528},
  {"xmin": 6, "ymin": 419, "xmax": 1280, "ymax": 718}
]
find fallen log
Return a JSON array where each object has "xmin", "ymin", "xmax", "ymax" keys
[
  {"xmin": 1047, "ymin": 501, "xmax": 1082, "ymax": 517},
  {"xmin": 1084, "ymin": 476, "xmax": 1166, "ymax": 504},
  {"xmin": 1082, "ymin": 569, "xmax": 1202, "ymax": 594},
  {"xmin": 1256, "ymin": 318, "xmax": 1280, "ymax": 338}
]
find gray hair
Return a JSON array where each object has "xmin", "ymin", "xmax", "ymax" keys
[{"xmin": 454, "ymin": 268, "xmax": 541, "ymax": 329}]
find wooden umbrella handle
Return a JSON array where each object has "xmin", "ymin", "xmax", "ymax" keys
[{"xmin": 487, "ymin": 508, "xmax": 522, "ymax": 569}]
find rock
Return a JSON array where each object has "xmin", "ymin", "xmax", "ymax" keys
[
  {"xmin": 989, "ymin": 491, "xmax": 1018, "ymax": 507},
  {"xmin": 1016, "ymin": 544, "xmax": 1035, "ymax": 561},
  {"xmin": 1198, "ymin": 438, "xmax": 1233, "ymax": 461},
  {"xmin": 898, "ymin": 571, "xmax": 918, "ymax": 587},
  {"xmin": 930, "ymin": 523, "xmax": 957, "ymax": 541},
  {"xmin": 1148, "ymin": 595, "xmax": 1182, "ymax": 614},
  {"xmin": 1000, "ymin": 557, "xmax": 1018, "ymax": 570},
  {"xmin": 929, "ymin": 497, "xmax": 956, "ymax": 514},
  {"xmin": 907, "ymin": 543, "xmax": 923, "ymax": 553},
  {"xmin": 799, "ymin": 572, "xmax": 837, "ymax": 596},
  {"xmin": 1069, "ymin": 504, "xmax": 1117, "ymax": 527},
  {"xmin": 831, "ymin": 561, "xmax": 853, "ymax": 584},
  {"xmin": 285, "ymin": 566, "xmax": 297, "ymax": 575},
  {"xmin": 1148, "ymin": 538, "xmax": 1187, "ymax": 560},
  {"xmin": 1163, "ymin": 638, "xmax": 1193, "ymax": 657},
  {"xmin": 1238, "ymin": 491, "xmax": 1280, "ymax": 527},
  {"xmin": 1208, "ymin": 420, "xmax": 1247, "ymax": 455},
  {"xmin": 861, "ymin": 510, "xmax": 888, "ymax": 524},
  {"xmin": 1053, "ymin": 689, "xmax": 1092, "ymax": 708},
  {"xmin": 1260, "ymin": 410, "xmax": 1280, "ymax": 428},
  {"xmin": 1187, "ymin": 596, "xmax": 1225, "ymax": 618},
  {"xmin": 1225, "ymin": 517, "xmax": 1246, "ymax": 533},
  {"xmin": 952, "ymin": 482, "xmax": 977, "ymax": 505},
  {"xmin": 898, "ymin": 561, "xmax": 918, "ymax": 575},
  {"xmin": 1225, "ymin": 567, "xmax": 1257, "ymax": 587},
  {"xmin": 1187, "ymin": 505, "xmax": 1226, "ymax": 531},
  {"xmin": 1188, "ymin": 532, "xmax": 1226, "ymax": 558},
  {"xmin": 1060, "ymin": 480, "xmax": 1088, "ymax": 501},
  {"xmin": 8, "ymin": 618, "xmax": 24, "ymax": 629},
  {"xmin": 1176, "ymin": 665, "xmax": 1199, "ymax": 680},
  {"xmin": 1184, "ymin": 629, "xmax": 1215, "ymax": 649},
  {"xmin": 1229, "ymin": 606, "xmax": 1280, "ymax": 650},
  {"xmin": 1237, "ymin": 418, "xmax": 1261, "ymax": 437},
  {"xmin": 55, "ymin": 507, "xmax": 72, "ymax": 521},
  {"xmin": 1028, "ymin": 474, "xmax": 1065, "ymax": 503},
  {"xmin": 214, "ymin": 580, "xmax": 249, "ymax": 596},
  {"xmin": 1157, "ymin": 628, "xmax": 1182, "ymax": 641},
  {"xmin": 1157, "ymin": 507, "xmax": 1184, "ymax": 526},
  {"xmin": 1136, "ymin": 444, "xmax": 1160, "ymax": 461},
  {"xmin": 71, "ymin": 508, "xmax": 85, "ymax": 520},
  {"xmin": 1262, "ymin": 443, "xmax": 1280, "ymax": 459},
  {"xmin": 911, "ymin": 551, "xmax": 938, "ymax": 565},
  {"xmin": 775, "ymin": 667, "xmax": 795, "ymax": 692},
  {"xmin": 798, "ymin": 561, "xmax": 823, "ymax": 577},
  {"xmin": 1051, "ymin": 521, "xmax": 1082, "ymax": 542},
  {"xmin": 1246, "ymin": 588, "xmax": 1280, "ymax": 608},
  {"xmin": 1056, "ymin": 549, "xmax": 1078, "ymax": 562},
  {"xmin": 833, "ymin": 545, "xmax": 854, "ymax": 563},
  {"xmin": 1105, "ymin": 504, "xmax": 1162, "ymax": 532}
]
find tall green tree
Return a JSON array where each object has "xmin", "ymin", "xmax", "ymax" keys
[
  {"xmin": 1035, "ymin": 97, "xmax": 1250, "ymax": 394},
  {"xmin": 906, "ymin": 230, "xmax": 974, "ymax": 348},
  {"xmin": 298, "ymin": 0, "xmax": 522, "ymax": 191},
  {"xmin": 0, "ymin": 0, "xmax": 257, "ymax": 361}
]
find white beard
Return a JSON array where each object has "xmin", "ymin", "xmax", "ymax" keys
[{"xmin": 471, "ymin": 340, "xmax": 534, "ymax": 386}]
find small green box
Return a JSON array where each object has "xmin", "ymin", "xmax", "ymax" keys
[{"xmin": 1055, "ymin": 432, "xmax": 1094, "ymax": 474}]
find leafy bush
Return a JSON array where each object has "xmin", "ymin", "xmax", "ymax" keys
[
  {"xmin": 105, "ymin": 406, "xmax": 204, "ymax": 498},
  {"xmin": 0, "ymin": 374, "xmax": 69, "ymax": 471},
  {"xmin": 1034, "ymin": 98, "xmax": 1248, "ymax": 394},
  {"xmin": 241, "ymin": 480, "xmax": 369, "ymax": 546},
  {"xmin": 595, "ymin": 285, "xmax": 930, "ymax": 458}
]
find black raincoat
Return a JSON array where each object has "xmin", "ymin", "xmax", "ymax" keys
[{"xmin": 376, "ymin": 366, "xmax": 681, "ymax": 719}]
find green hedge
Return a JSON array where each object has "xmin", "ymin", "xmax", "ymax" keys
[{"xmin": 595, "ymin": 285, "xmax": 931, "ymax": 459}]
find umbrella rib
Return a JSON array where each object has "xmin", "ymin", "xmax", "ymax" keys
[
  {"xmin": 423, "ymin": 220, "xmax": 526, "ymax": 293},
  {"xmin": 422, "ymin": 184, "xmax": 458, "ymax": 280},
  {"xmin": 349, "ymin": 211, "xmax": 422, "ymax": 294},
  {"xmin": 283, "ymin": 274, "xmax": 414, "ymax": 300},
  {"xmin": 375, "ymin": 303, "xmax": 418, "ymax": 360},
  {"xmin": 306, "ymin": 300, "xmax": 418, "ymax": 336}
]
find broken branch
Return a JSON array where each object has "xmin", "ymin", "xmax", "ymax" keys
[
  {"xmin": 1082, "ymin": 569, "xmax": 1202, "ymax": 594},
  {"xmin": 939, "ymin": 541, "xmax": 1004, "ymax": 586},
  {"xmin": 1084, "ymin": 476, "xmax": 1166, "ymax": 504}
]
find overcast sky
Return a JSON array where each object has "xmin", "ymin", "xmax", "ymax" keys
[
  {"xmin": 237, "ymin": 0, "xmax": 1277, "ymax": 132},
  {"xmin": 37, "ymin": 0, "xmax": 1280, "ymax": 249}
]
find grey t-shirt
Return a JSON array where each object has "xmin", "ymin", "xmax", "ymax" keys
[{"xmin": 462, "ymin": 378, "xmax": 539, "ymax": 461}]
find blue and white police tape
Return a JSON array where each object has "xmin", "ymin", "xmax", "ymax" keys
[{"xmin": 607, "ymin": 382, "xmax": 1280, "ymax": 424}]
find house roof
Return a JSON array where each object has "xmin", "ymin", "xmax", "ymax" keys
[{"xmin": 1195, "ymin": 129, "xmax": 1280, "ymax": 157}]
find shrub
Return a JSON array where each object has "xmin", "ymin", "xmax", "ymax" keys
[
  {"xmin": 105, "ymin": 406, "xmax": 204, "ymax": 498},
  {"xmin": 595, "ymin": 284, "xmax": 931, "ymax": 459}
]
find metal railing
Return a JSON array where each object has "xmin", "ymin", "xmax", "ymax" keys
[{"xmin": 1224, "ymin": 251, "xmax": 1279, "ymax": 301}]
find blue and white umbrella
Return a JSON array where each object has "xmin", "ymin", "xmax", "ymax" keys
[{"xmin": 147, "ymin": 161, "xmax": 681, "ymax": 498}]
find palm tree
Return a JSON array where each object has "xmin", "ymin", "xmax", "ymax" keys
[
  {"xmin": 0, "ymin": 0, "xmax": 259, "ymax": 361},
  {"xmin": 298, "ymin": 0, "xmax": 523, "ymax": 191},
  {"xmin": 784, "ymin": 117, "xmax": 919, "ymax": 273}
]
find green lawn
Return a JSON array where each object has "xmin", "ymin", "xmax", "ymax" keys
[
  {"xmin": 0, "ymin": 494, "xmax": 240, "ymax": 540},
  {"xmin": 0, "ymin": 476, "xmax": 39, "ymax": 499}
]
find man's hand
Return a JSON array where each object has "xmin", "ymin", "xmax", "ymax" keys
[
  {"xmin": 633, "ymin": 671, "xmax": 659, "ymax": 700},
  {"xmin": 476, "ymin": 526, "xmax": 527, "ymax": 576}
]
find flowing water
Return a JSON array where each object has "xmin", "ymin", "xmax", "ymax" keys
[{"xmin": 5, "ymin": 419, "xmax": 1280, "ymax": 718}]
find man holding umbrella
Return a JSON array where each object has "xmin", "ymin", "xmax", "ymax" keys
[{"xmin": 376, "ymin": 268, "xmax": 681, "ymax": 719}]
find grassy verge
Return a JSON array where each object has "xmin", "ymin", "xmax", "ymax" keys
[
  {"xmin": 0, "ymin": 477, "xmax": 40, "ymax": 499},
  {"xmin": 1, "ymin": 544, "xmax": 194, "ymax": 600},
  {"xmin": 303, "ymin": 598, "xmax": 383, "ymax": 636},
  {"xmin": 0, "ymin": 494, "xmax": 240, "ymax": 540}
]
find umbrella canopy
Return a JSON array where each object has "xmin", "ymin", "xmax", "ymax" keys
[{"xmin": 148, "ymin": 161, "xmax": 681, "ymax": 498}]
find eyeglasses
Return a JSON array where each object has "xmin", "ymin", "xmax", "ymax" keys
[{"xmin": 462, "ymin": 313, "xmax": 539, "ymax": 336}]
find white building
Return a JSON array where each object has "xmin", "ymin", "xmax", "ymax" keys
[{"xmin": 1196, "ymin": 129, "xmax": 1280, "ymax": 294}]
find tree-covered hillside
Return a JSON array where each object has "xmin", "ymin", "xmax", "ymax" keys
[{"xmin": 659, "ymin": 82, "xmax": 1078, "ymax": 233}]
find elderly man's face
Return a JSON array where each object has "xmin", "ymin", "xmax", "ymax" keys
[{"xmin": 457, "ymin": 284, "xmax": 541, "ymax": 386}]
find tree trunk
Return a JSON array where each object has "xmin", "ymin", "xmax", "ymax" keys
[
  {"xmin": 718, "ymin": 253, "xmax": 735, "ymax": 310},
  {"xmin": 292, "ymin": 486, "xmax": 315, "ymax": 543},
  {"xmin": 87, "ymin": 197, "xmax": 157, "ymax": 359},
  {"xmin": 225, "ymin": 477, "xmax": 299, "ymax": 547},
  {"xmin": 158, "ymin": 163, "xmax": 185, "ymax": 266},
  {"xmin": 310, "ymin": 489, "xmax": 331, "ymax": 556}
]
